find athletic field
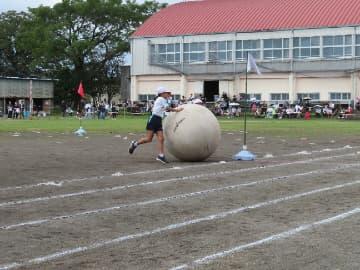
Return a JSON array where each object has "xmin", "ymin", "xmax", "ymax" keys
[{"xmin": 0, "ymin": 118, "xmax": 359, "ymax": 269}]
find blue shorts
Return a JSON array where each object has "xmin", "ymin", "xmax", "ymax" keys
[{"xmin": 146, "ymin": 115, "xmax": 163, "ymax": 133}]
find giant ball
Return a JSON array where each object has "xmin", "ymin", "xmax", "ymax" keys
[{"xmin": 163, "ymin": 104, "xmax": 221, "ymax": 161}]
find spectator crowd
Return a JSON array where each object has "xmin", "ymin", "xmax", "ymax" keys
[{"xmin": 57, "ymin": 92, "xmax": 359, "ymax": 121}]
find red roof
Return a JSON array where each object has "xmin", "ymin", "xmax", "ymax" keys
[{"xmin": 132, "ymin": 0, "xmax": 360, "ymax": 38}]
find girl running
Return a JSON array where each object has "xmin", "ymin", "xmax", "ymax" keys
[{"xmin": 128, "ymin": 87, "xmax": 183, "ymax": 163}]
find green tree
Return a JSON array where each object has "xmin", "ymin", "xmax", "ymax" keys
[
  {"xmin": 0, "ymin": 11, "xmax": 33, "ymax": 77},
  {"xmin": 19, "ymin": 0, "xmax": 165, "ymax": 104}
]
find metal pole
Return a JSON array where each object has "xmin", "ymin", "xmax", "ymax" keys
[
  {"xmin": 29, "ymin": 80, "xmax": 33, "ymax": 117},
  {"xmin": 243, "ymin": 52, "xmax": 248, "ymax": 150},
  {"xmin": 233, "ymin": 52, "xmax": 256, "ymax": 160}
]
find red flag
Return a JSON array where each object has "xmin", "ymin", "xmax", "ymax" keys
[{"xmin": 77, "ymin": 81, "xmax": 85, "ymax": 98}]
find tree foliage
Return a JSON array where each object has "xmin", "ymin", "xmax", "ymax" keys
[
  {"xmin": 0, "ymin": 0, "xmax": 165, "ymax": 104},
  {"xmin": 0, "ymin": 11, "xmax": 33, "ymax": 76}
]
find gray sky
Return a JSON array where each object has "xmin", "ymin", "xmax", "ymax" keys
[{"xmin": 0, "ymin": 0, "xmax": 183, "ymax": 12}]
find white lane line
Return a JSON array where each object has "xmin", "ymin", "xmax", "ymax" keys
[
  {"xmin": 0, "ymin": 163, "xmax": 224, "ymax": 192},
  {"xmin": 282, "ymin": 145, "xmax": 355, "ymax": 156},
  {"xmin": 2, "ymin": 163, "xmax": 357, "ymax": 231},
  {"xmin": 0, "ymin": 145, "xmax": 357, "ymax": 192},
  {"xmin": 170, "ymin": 207, "xmax": 360, "ymax": 270},
  {"xmin": 0, "ymin": 180, "xmax": 359, "ymax": 270},
  {"xmin": 0, "ymin": 152, "xmax": 358, "ymax": 208}
]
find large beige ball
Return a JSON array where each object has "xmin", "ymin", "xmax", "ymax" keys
[{"xmin": 163, "ymin": 104, "xmax": 221, "ymax": 161}]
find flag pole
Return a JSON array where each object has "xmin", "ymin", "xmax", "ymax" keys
[
  {"xmin": 233, "ymin": 52, "xmax": 256, "ymax": 161},
  {"xmin": 74, "ymin": 81, "xmax": 87, "ymax": 136},
  {"xmin": 29, "ymin": 79, "xmax": 33, "ymax": 119},
  {"xmin": 243, "ymin": 52, "xmax": 248, "ymax": 150}
]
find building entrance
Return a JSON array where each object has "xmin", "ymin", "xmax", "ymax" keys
[{"xmin": 204, "ymin": 81, "xmax": 219, "ymax": 102}]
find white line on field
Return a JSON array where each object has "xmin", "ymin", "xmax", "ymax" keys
[
  {"xmin": 282, "ymin": 145, "xmax": 354, "ymax": 157},
  {"xmin": 2, "ymin": 163, "xmax": 358, "ymax": 231},
  {"xmin": 0, "ymin": 180, "xmax": 359, "ymax": 270},
  {"xmin": 169, "ymin": 207, "xmax": 360, "ymax": 270},
  {"xmin": 0, "ymin": 145, "xmax": 357, "ymax": 192},
  {"xmin": 0, "ymin": 152, "xmax": 358, "ymax": 208}
]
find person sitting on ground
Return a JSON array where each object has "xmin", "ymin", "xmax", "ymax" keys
[
  {"xmin": 294, "ymin": 104, "xmax": 303, "ymax": 118},
  {"xmin": 187, "ymin": 93, "xmax": 194, "ymax": 102},
  {"xmin": 276, "ymin": 106, "xmax": 284, "ymax": 119},
  {"xmin": 254, "ymin": 107, "xmax": 263, "ymax": 118},
  {"xmin": 341, "ymin": 105, "xmax": 353, "ymax": 119},
  {"xmin": 323, "ymin": 105, "xmax": 333, "ymax": 118},
  {"xmin": 315, "ymin": 106, "xmax": 322, "ymax": 117},
  {"xmin": 285, "ymin": 107, "xmax": 294, "ymax": 118},
  {"xmin": 251, "ymin": 102, "xmax": 257, "ymax": 115},
  {"xmin": 345, "ymin": 105, "xmax": 353, "ymax": 114},
  {"xmin": 266, "ymin": 106, "xmax": 274, "ymax": 118},
  {"xmin": 66, "ymin": 106, "xmax": 73, "ymax": 116}
]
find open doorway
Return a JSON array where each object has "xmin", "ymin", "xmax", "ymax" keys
[{"xmin": 204, "ymin": 81, "xmax": 219, "ymax": 102}]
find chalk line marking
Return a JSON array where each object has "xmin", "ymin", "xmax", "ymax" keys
[
  {"xmin": 0, "ymin": 180, "xmax": 359, "ymax": 270},
  {"xmin": 282, "ymin": 145, "xmax": 356, "ymax": 157},
  {"xmin": 2, "ymin": 163, "xmax": 358, "ymax": 231},
  {"xmin": 170, "ymin": 207, "xmax": 360, "ymax": 269},
  {"xmin": 0, "ymin": 152, "xmax": 358, "ymax": 208},
  {"xmin": 0, "ymin": 145, "xmax": 358, "ymax": 192}
]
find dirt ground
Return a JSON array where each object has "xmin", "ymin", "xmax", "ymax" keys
[{"xmin": 0, "ymin": 131, "xmax": 359, "ymax": 270}]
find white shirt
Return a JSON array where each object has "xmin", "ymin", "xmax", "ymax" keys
[{"xmin": 152, "ymin": 96, "xmax": 169, "ymax": 118}]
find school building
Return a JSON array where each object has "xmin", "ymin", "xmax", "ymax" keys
[{"xmin": 130, "ymin": 0, "xmax": 360, "ymax": 105}]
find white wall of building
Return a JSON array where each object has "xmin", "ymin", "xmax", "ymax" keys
[
  {"xmin": 296, "ymin": 77, "xmax": 351, "ymax": 100},
  {"xmin": 187, "ymin": 81, "xmax": 203, "ymax": 97},
  {"xmin": 219, "ymin": 80, "xmax": 234, "ymax": 97},
  {"xmin": 131, "ymin": 26, "xmax": 360, "ymax": 103},
  {"xmin": 239, "ymin": 75, "xmax": 289, "ymax": 101},
  {"xmin": 136, "ymin": 75, "xmax": 180, "ymax": 92}
]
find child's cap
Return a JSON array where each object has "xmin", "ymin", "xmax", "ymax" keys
[{"xmin": 157, "ymin": 86, "xmax": 171, "ymax": 95}]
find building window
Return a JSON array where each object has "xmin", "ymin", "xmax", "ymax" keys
[
  {"xmin": 297, "ymin": 93, "xmax": 320, "ymax": 101},
  {"xmin": 138, "ymin": 94, "xmax": 156, "ymax": 101},
  {"xmin": 183, "ymin": 42, "xmax": 206, "ymax": 63},
  {"xmin": 293, "ymin": 37, "xmax": 320, "ymax": 59},
  {"xmin": 246, "ymin": 93, "xmax": 261, "ymax": 101},
  {"xmin": 263, "ymin": 38, "xmax": 289, "ymax": 60},
  {"xmin": 159, "ymin": 43, "xmax": 181, "ymax": 64},
  {"xmin": 270, "ymin": 93, "xmax": 289, "ymax": 103},
  {"xmin": 323, "ymin": 35, "xmax": 352, "ymax": 59},
  {"xmin": 151, "ymin": 43, "xmax": 180, "ymax": 64},
  {"xmin": 329, "ymin": 92, "xmax": 351, "ymax": 101},
  {"xmin": 150, "ymin": 44, "xmax": 156, "ymax": 63},
  {"xmin": 356, "ymin": 35, "xmax": 360, "ymax": 57},
  {"xmin": 208, "ymin": 41, "xmax": 233, "ymax": 62},
  {"xmin": 235, "ymin": 40, "xmax": 260, "ymax": 61}
]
